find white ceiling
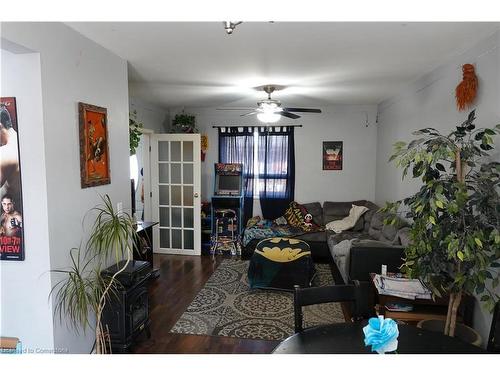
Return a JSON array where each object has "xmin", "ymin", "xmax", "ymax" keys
[{"xmin": 67, "ymin": 22, "xmax": 500, "ymax": 109}]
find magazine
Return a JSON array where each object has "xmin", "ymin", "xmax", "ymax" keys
[
  {"xmin": 374, "ymin": 274, "xmax": 432, "ymax": 300},
  {"xmin": 385, "ymin": 302, "xmax": 414, "ymax": 312}
]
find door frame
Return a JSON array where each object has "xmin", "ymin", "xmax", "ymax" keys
[
  {"xmin": 140, "ymin": 129, "xmax": 154, "ymax": 222},
  {"xmin": 151, "ymin": 133, "xmax": 201, "ymax": 256}
]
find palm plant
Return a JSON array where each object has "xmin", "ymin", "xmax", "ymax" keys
[
  {"xmin": 51, "ymin": 194, "xmax": 138, "ymax": 353},
  {"xmin": 382, "ymin": 110, "xmax": 500, "ymax": 337}
]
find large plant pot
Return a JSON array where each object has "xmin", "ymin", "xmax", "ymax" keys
[{"xmin": 417, "ymin": 319, "xmax": 482, "ymax": 347}]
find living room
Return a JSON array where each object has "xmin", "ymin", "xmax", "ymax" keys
[{"xmin": 1, "ymin": 1, "xmax": 500, "ymax": 371}]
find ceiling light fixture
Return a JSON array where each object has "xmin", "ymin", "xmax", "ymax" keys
[
  {"xmin": 223, "ymin": 21, "xmax": 242, "ymax": 35},
  {"xmin": 257, "ymin": 103, "xmax": 282, "ymax": 123},
  {"xmin": 257, "ymin": 112, "xmax": 281, "ymax": 123}
]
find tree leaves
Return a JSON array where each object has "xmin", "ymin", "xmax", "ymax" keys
[{"xmin": 382, "ymin": 110, "xmax": 500, "ymax": 313}]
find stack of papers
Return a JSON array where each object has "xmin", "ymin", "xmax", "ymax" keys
[
  {"xmin": 385, "ymin": 302, "xmax": 414, "ymax": 312},
  {"xmin": 373, "ymin": 274, "xmax": 432, "ymax": 300}
]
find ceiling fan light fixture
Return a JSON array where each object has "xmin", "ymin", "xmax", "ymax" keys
[
  {"xmin": 259, "ymin": 102, "xmax": 281, "ymax": 112},
  {"xmin": 223, "ymin": 21, "xmax": 242, "ymax": 35},
  {"xmin": 257, "ymin": 112, "xmax": 281, "ymax": 123}
]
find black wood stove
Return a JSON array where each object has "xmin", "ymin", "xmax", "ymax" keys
[{"xmin": 101, "ymin": 260, "xmax": 152, "ymax": 353}]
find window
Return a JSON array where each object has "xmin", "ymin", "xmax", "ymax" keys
[
  {"xmin": 219, "ymin": 127, "xmax": 293, "ymax": 199},
  {"xmin": 254, "ymin": 130, "xmax": 289, "ymax": 198}
]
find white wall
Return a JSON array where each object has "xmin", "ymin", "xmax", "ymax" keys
[
  {"xmin": 0, "ymin": 48, "xmax": 54, "ymax": 353},
  {"xmin": 129, "ymin": 96, "xmax": 169, "ymax": 133},
  {"xmin": 1, "ymin": 23, "xmax": 130, "ymax": 353},
  {"xmin": 178, "ymin": 105, "xmax": 378, "ymax": 216},
  {"xmin": 129, "ymin": 97, "xmax": 169, "ymax": 220},
  {"xmin": 375, "ymin": 30, "xmax": 500, "ymax": 346}
]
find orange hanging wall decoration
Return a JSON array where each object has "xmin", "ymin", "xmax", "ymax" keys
[{"xmin": 455, "ymin": 64, "xmax": 478, "ymax": 111}]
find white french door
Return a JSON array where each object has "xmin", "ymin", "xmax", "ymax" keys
[{"xmin": 151, "ymin": 134, "xmax": 201, "ymax": 255}]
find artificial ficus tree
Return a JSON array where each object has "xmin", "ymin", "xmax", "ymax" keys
[{"xmin": 382, "ymin": 110, "xmax": 500, "ymax": 337}]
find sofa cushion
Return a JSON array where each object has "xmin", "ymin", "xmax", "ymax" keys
[
  {"xmin": 369, "ymin": 210, "xmax": 386, "ymax": 230},
  {"xmin": 362, "ymin": 201, "xmax": 379, "ymax": 232},
  {"xmin": 295, "ymin": 231, "xmax": 327, "ymax": 243},
  {"xmin": 327, "ymin": 230, "xmax": 372, "ymax": 247},
  {"xmin": 325, "ymin": 205, "xmax": 369, "ymax": 233},
  {"xmin": 302, "ymin": 202, "xmax": 323, "ymax": 226},
  {"xmin": 381, "ymin": 223, "xmax": 399, "ymax": 242},
  {"xmin": 393, "ymin": 227, "xmax": 411, "ymax": 247},
  {"xmin": 323, "ymin": 200, "xmax": 364, "ymax": 222},
  {"xmin": 330, "ymin": 239, "xmax": 353, "ymax": 284},
  {"xmin": 323, "ymin": 201, "xmax": 352, "ymax": 224}
]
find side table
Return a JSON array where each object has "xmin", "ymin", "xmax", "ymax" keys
[
  {"xmin": 369, "ymin": 273, "xmax": 469, "ymax": 324},
  {"xmin": 134, "ymin": 221, "xmax": 160, "ymax": 278}
]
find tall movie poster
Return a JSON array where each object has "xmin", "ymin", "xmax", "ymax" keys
[{"xmin": 0, "ymin": 97, "xmax": 24, "ymax": 260}]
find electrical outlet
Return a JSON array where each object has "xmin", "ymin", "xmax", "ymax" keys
[{"xmin": 117, "ymin": 202, "xmax": 123, "ymax": 214}]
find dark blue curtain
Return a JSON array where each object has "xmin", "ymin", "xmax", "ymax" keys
[
  {"xmin": 218, "ymin": 127, "xmax": 255, "ymax": 225},
  {"xmin": 258, "ymin": 127, "xmax": 295, "ymax": 219}
]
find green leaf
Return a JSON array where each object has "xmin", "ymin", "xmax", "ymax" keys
[
  {"xmin": 388, "ymin": 154, "xmax": 398, "ymax": 162},
  {"xmin": 428, "ymin": 216, "xmax": 436, "ymax": 225},
  {"xmin": 435, "ymin": 200, "xmax": 444, "ymax": 209},
  {"xmin": 435, "ymin": 163, "xmax": 446, "ymax": 172},
  {"xmin": 457, "ymin": 251, "xmax": 464, "ymax": 261},
  {"xmin": 474, "ymin": 238, "xmax": 483, "ymax": 248},
  {"xmin": 493, "ymin": 278, "xmax": 500, "ymax": 288}
]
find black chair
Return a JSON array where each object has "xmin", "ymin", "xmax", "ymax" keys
[
  {"xmin": 293, "ymin": 281, "xmax": 365, "ymax": 333},
  {"xmin": 487, "ymin": 301, "xmax": 500, "ymax": 352}
]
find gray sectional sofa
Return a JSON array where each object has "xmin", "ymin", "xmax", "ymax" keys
[{"xmin": 244, "ymin": 200, "xmax": 410, "ymax": 285}]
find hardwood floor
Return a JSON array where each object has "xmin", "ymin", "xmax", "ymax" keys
[{"xmin": 131, "ymin": 254, "xmax": 280, "ymax": 354}]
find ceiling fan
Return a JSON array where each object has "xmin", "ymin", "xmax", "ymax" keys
[{"xmin": 218, "ymin": 85, "xmax": 322, "ymax": 123}]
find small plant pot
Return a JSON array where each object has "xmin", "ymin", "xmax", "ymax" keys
[{"xmin": 417, "ymin": 319, "xmax": 482, "ymax": 347}]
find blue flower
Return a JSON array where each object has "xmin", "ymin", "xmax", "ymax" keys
[{"xmin": 363, "ymin": 316, "xmax": 399, "ymax": 354}]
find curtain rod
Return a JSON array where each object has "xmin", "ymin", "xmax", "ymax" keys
[{"xmin": 212, "ymin": 124, "xmax": 302, "ymax": 128}]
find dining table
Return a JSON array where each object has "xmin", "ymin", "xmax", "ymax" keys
[{"xmin": 272, "ymin": 322, "xmax": 487, "ymax": 354}]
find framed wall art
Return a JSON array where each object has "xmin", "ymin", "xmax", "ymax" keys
[
  {"xmin": 322, "ymin": 141, "xmax": 343, "ymax": 170},
  {"xmin": 1, "ymin": 97, "xmax": 25, "ymax": 261},
  {"xmin": 78, "ymin": 102, "xmax": 111, "ymax": 188}
]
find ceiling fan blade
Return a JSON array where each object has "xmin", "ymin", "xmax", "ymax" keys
[
  {"xmin": 283, "ymin": 107, "xmax": 322, "ymax": 113},
  {"xmin": 240, "ymin": 111, "xmax": 259, "ymax": 117},
  {"xmin": 280, "ymin": 111, "xmax": 301, "ymax": 119}
]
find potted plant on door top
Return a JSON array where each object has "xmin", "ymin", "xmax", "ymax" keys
[
  {"xmin": 171, "ymin": 111, "xmax": 198, "ymax": 133},
  {"xmin": 382, "ymin": 110, "xmax": 500, "ymax": 342}
]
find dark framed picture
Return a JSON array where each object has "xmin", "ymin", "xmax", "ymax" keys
[
  {"xmin": 322, "ymin": 141, "xmax": 343, "ymax": 170},
  {"xmin": 1, "ymin": 97, "xmax": 25, "ymax": 261},
  {"xmin": 78, "ymin": 102, "xmax": 111, "ymax": 188}
]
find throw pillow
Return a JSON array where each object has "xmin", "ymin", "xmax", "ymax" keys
[
  {"xmin": 283, "ymin": 201, "xmax": 308, "ymax": 229},
  {"xmin": 273, "ymin": 215, "xmax": 288, "ymax": 225},
  {"xmin": 282, "ymin": 201, "xmax": 321, "ymax": 232},
  {"xmin": 246, "ymin": 216, "xmax": 261, "ymax": 228},
  {"xmin": 325, "ymin": 205, "xmax": 369, "ymax": 234}
]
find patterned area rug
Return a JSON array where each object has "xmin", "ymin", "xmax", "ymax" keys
[{"xmin": 170, "ymin": 259, "xmax": 345, "ymax": 341}]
